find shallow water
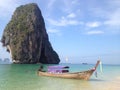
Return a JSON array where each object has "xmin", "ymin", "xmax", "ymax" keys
[{"xmin": 0, "ymin": 64, "xmax": 120, "ymax": 90}]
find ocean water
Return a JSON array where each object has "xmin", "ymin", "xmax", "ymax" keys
[{"xmin": 0, "ymin": 63, "xmax": 120, "ymax": 90}]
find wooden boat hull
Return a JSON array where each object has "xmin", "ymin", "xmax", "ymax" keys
[
  {"xmin": 38, "ymin": 61, "xmax": 100, "ymax": 80},
  {"xmin": 38, "ymin": 69, "xmax": 94, "ymax": 80}
]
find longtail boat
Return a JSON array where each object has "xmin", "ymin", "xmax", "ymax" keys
[{"xmin": 37, "ymin": 60, "xmax": 100, "ymax": 80}]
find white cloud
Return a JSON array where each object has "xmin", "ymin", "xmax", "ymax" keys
[
  {"xmin": 47, "ymin": 29, "xmax": 59, "ymax": 33},
  {"xmin": 44, "ymin": 0, "xmax": 56, "ymax": 17},
  {"xmin": 86, "ymin": 30, "xmax": 104, "ymax": 35},
  {"xmin": 108, "ymin": 0, "xmax": 120, "ymax": 8},
  {"xmin": 62, "ymin": 0, "xmax": 80, "ymax": 13},
  {"xmin": 86, "ymin": 21, "xmax": 101, "ymax": 28},
  {"xmin": 47, "ymin": 17, "xmax": 83, "ymax": 26},
  {"xmin": 47, "ymin": 29, "xmax": 62, "ymax": 36},
  {"xmin": 89, "ymin": 7, "xmax": 108, "ymax": 19},
  {"xmin": 62, "ymin": 0, "xmax": 73, "ymax": 13},
  {"xmin": 67, "ymin": 13, "xmax": 76, "ymax": 18},
  {"xmin": 104, "ymin": 9, "xmax": 120, "ymax": 27},
  {"xmin": 87, "ymin": 0, "xmax": 120, "ymax": 34},
  {"xmin": 0, "ymin": 0, "xmax": 18, "ymax": 18},
  {"xmin": 47, "ymin": 0, "xmax": 56, "ymax": 9}
]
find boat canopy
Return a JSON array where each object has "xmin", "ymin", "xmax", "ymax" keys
[{"xmin": 48, "ymin": 66, "xmax": 69, "ymax": 73}]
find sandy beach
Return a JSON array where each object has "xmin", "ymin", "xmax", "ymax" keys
[{"xmin": 104, "ymin": 77, "xmax": 120, "ymax": 90}]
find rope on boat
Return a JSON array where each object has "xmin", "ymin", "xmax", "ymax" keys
[
  {"xmin": 100, "ymin": 61, "xmax": 103, "ymax": 73},
  {"xmin": 94, "ymin": 60, "xmax": 103, "ymax": 78}
]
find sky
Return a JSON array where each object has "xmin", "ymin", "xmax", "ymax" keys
[{"xmin": 0, "ymin": 0, "xmax": 120, "ymax": 64}]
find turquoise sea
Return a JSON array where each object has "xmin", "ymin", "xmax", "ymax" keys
[{"xmin": 0, "ymin": 63, "xmax": 120, "ymax": 90}]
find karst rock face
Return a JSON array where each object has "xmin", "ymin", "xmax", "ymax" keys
[{"xmin": 1, "ymin": 3, "xmax": 60, "ymax": 64}]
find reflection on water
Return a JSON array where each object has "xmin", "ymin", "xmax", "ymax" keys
[{"xmin": 0, "ymin": 64, "xmax": 120, "ymax": 90}]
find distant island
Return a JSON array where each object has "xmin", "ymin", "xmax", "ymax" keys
[
  {"xmin": 1, "ymin": 3, "xmax": 60, "ymax": 64},
  {"xmin": 82, "ymin": 63, "xmax": 88, "ymax": 65}
]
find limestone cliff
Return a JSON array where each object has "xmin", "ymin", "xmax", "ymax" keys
[{"xmin": 1, "ymin": 3, "xmax": 60, "ymax": 64}]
